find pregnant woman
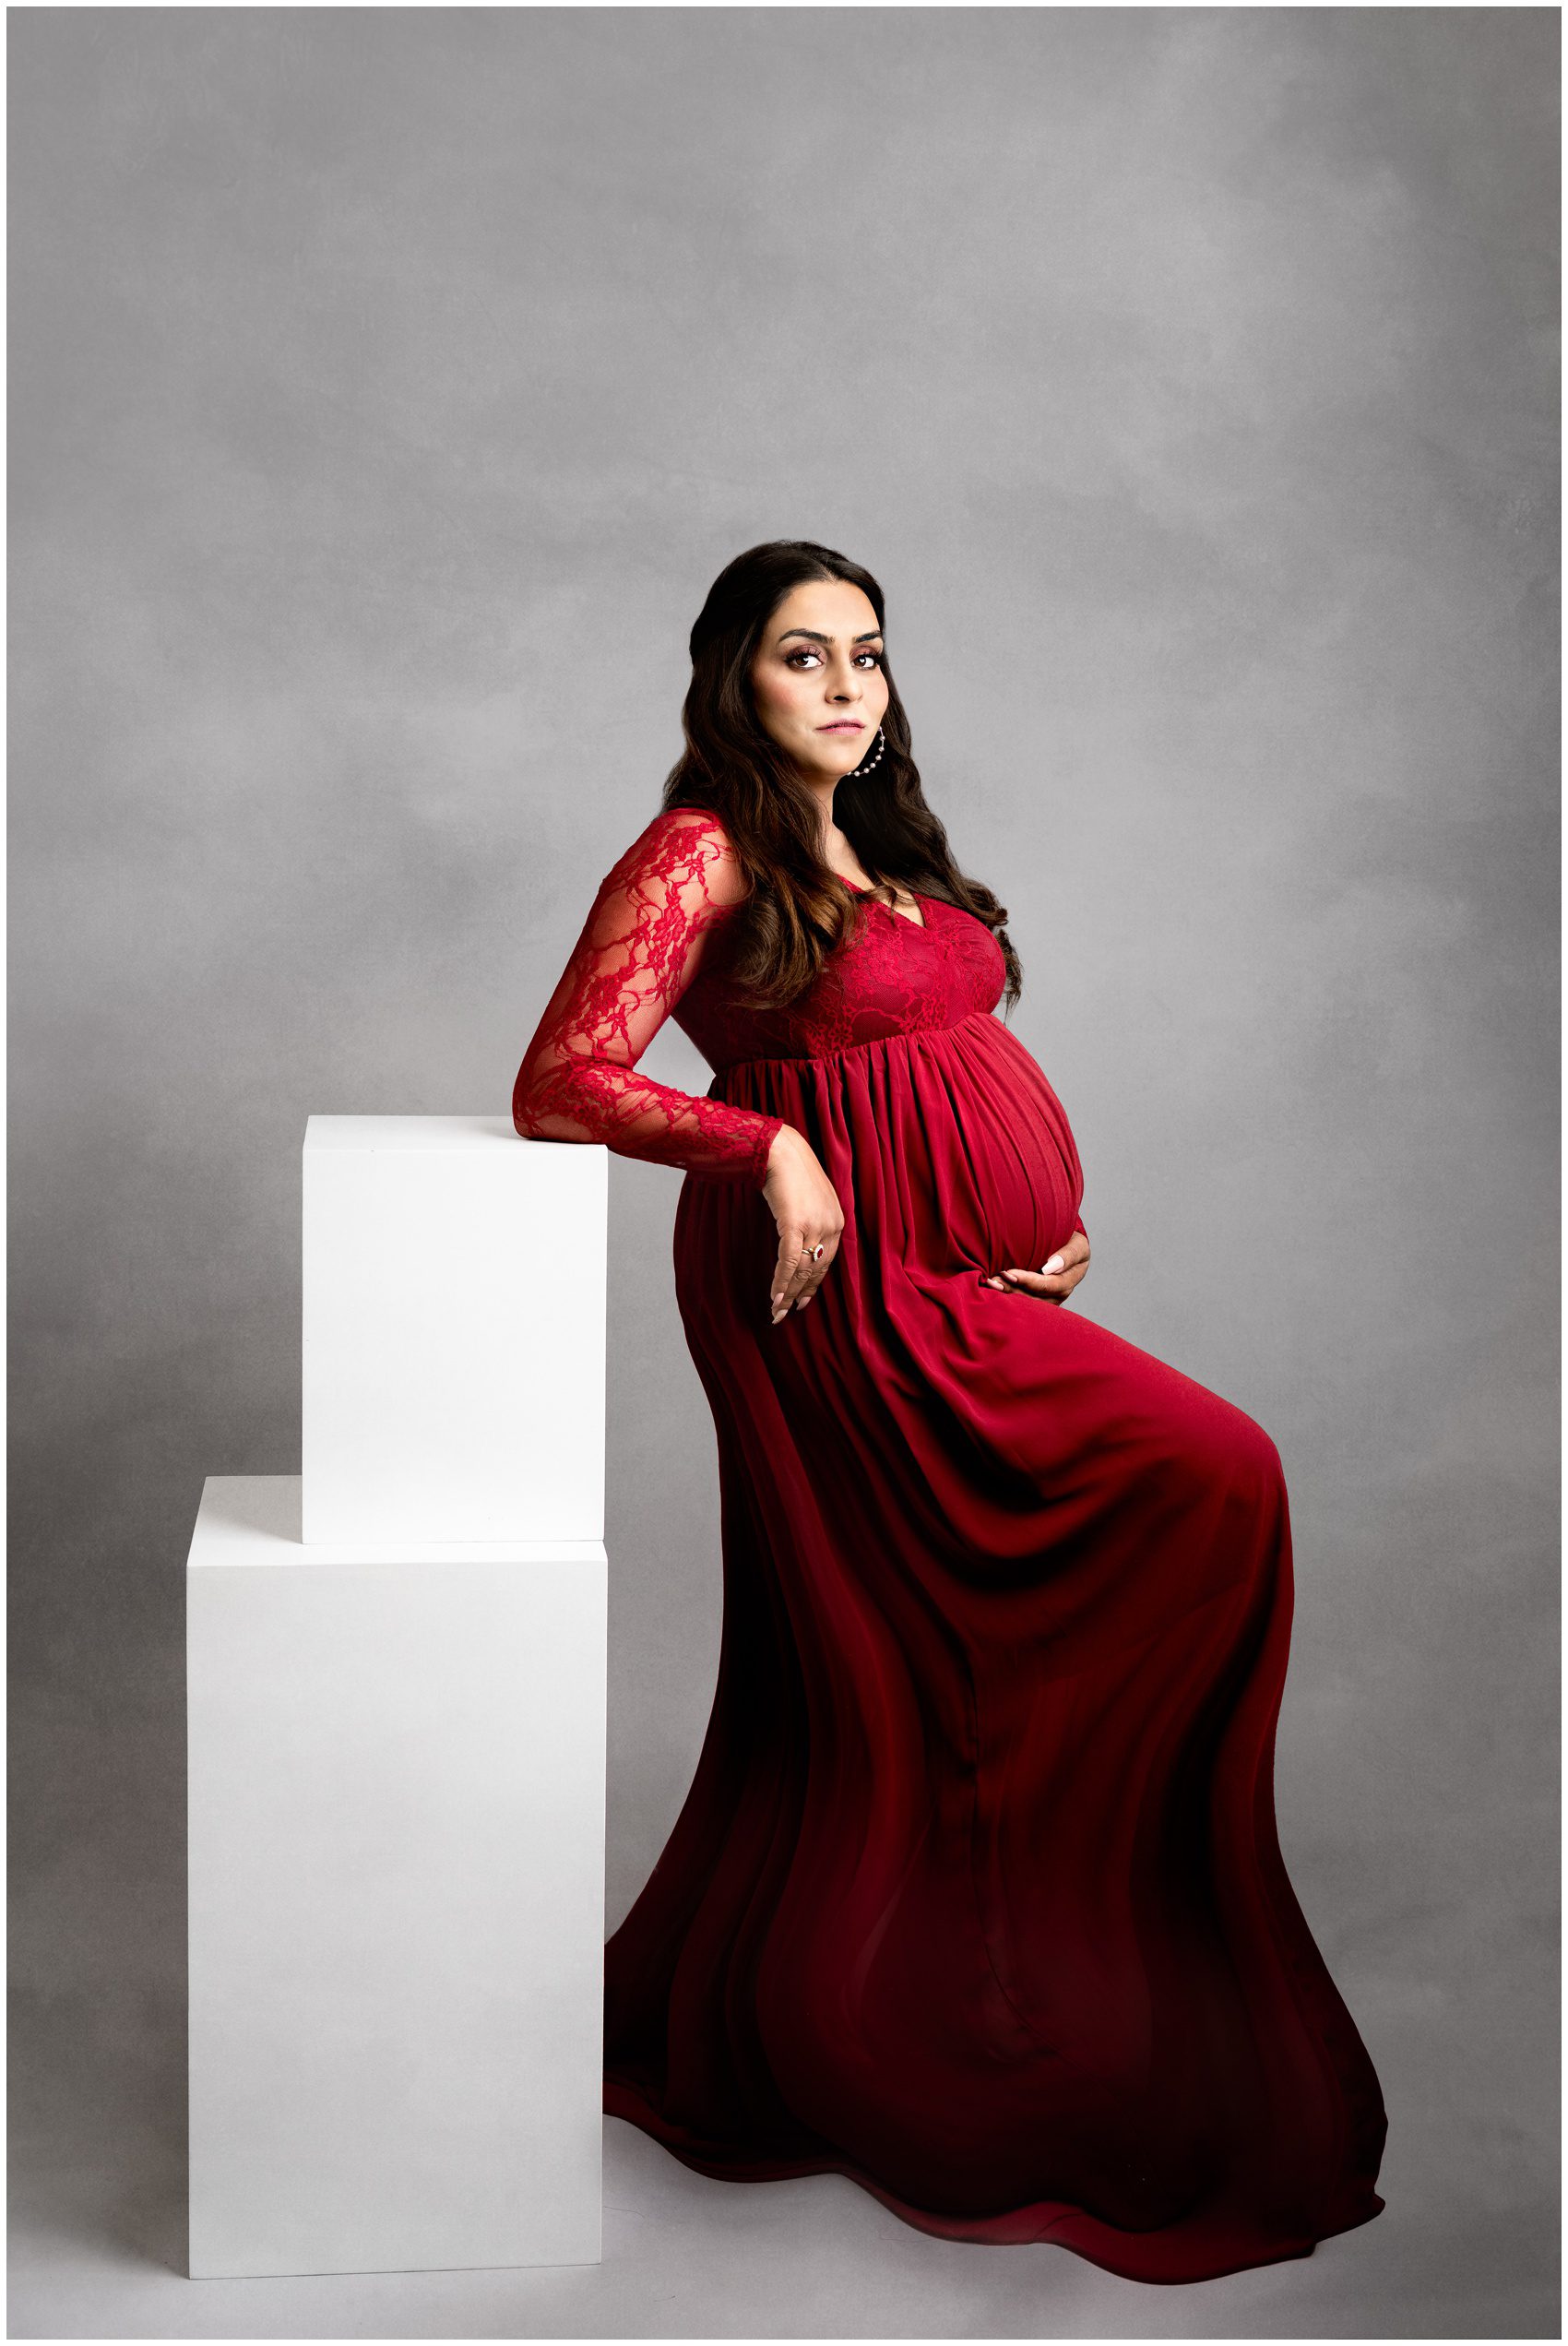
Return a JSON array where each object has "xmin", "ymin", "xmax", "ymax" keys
[{"xmin": 512, "ymin": 539, "xmax": 1387, "ymax": 2283}]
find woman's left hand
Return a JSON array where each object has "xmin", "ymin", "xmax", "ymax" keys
[{"xmin": 985, "ymin": 1228, "xmax": 1090, "ymax": 1305}]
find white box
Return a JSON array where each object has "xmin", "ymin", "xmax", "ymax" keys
[
  {"xmin": 302, "ymin": 1115, "xmax": 606, "ymax": 1545},
  {"xmin": 186, "ymin": 1475, "xmax": 607, "ymax": 2279}
]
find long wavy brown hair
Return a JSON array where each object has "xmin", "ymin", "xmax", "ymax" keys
[{"xmin": 659, "ymin": 539, "xmax": 1024, "ymax": 1015}]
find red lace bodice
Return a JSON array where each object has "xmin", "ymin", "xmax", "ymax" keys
[{"xmin": 513, "ymin": 804, "xmax": 1080, "ymax": 1237}]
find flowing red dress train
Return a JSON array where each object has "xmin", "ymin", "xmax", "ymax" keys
[{"xmin": 513, "ymin": 804, "xmax": 1387, "ymax": 2284}]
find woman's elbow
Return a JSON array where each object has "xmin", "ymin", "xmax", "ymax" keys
[
  {"xmin": 513, "ymin": 1099, "xmax": 569, "ymax": 1144},
  {"xmin": 512, "ymin": 1059, "xmax": 595, "ymax": 1145}
]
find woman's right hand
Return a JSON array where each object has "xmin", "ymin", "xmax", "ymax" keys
[{"xmin": 761, "ymin": 1125, "xmax": 845, "ymax": 1326}]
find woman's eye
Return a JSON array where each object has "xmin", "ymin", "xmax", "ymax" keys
[{"xmin": 784, "ymin": 648, "xmax": 883, "ymax": 670}]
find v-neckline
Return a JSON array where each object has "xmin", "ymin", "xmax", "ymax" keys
[{"xmin": 838, "ymin": 877, "xmax": 928, "ymax": 932}]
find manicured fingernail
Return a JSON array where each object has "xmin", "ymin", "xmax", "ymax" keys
[{"xmin": 1042, "ymin": 1255, "xmax": 1064, "ymax": 1274}]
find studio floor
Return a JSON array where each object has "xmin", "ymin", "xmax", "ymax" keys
[{"xmin": 7, "ymin": 2057, "xmax": 1554, "ymax": 2341}]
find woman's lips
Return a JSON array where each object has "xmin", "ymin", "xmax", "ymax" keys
[{"xmin": 819, "ymin": 722, "xmax": 863, "ymax": 732}]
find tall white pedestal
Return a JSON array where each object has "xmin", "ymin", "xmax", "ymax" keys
[
  {"xmin": 187, "ymin": 1119, "xmax": 611, "ymax": 2279},
  {"xmin": 302, "ymin": 1116, "xmax": 608, "ymax": 1544}
]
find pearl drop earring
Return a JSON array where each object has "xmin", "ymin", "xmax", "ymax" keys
[{"xmin": 851, "ymin": 727, "xmax": 887, "ymax": 777}]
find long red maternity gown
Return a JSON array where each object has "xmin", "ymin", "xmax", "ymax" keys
[{"xmin": 512, "ymin": 804, "xmax": 1387, "ymax": 2284}]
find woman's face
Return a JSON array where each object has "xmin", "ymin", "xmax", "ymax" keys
[{"xmin": 749, "ymin": 578, "xmax": 891, "ymax": 790}]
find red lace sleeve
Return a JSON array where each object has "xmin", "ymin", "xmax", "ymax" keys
[{"xmin": 512, "ymin": 807, "xmax": 785, "ymax": 1187}]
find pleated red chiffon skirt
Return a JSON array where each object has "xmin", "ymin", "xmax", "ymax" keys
[{"xmin": 603, "ymin": 1011, "xmax": 1387, "ymax": 2283}]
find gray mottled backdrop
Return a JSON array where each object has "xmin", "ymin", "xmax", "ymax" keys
[{"xmin": 10, "ymin": 8, "xmax": 1557, "ymax": 2339}]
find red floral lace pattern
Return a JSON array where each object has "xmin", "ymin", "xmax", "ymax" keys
[{"xmin": 512, "ymin": 807, "xmax": 785, "ymax": 1186}]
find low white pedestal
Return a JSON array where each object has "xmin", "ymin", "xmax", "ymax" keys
[
  {"xmin": 186, "ymin": 1475, "xmax": 607, "ymax": 2280},
  {"xmin": 302, "ymin": 1116, "xmax": 607, "ymax": 1544}
]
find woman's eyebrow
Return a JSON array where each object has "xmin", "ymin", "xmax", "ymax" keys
[{"xmin": 776, "ymin": 626, "xmax": 885, "ymax": 646}]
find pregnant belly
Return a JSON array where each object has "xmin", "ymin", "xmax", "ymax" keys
[
  {"xmin": 932, "ymin": 1014, "xmax": 1084, "ymax": 1274},
  {"xmin": 699, "ymin": 1013, "xmax": 1085, "ymax": 1293}
]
